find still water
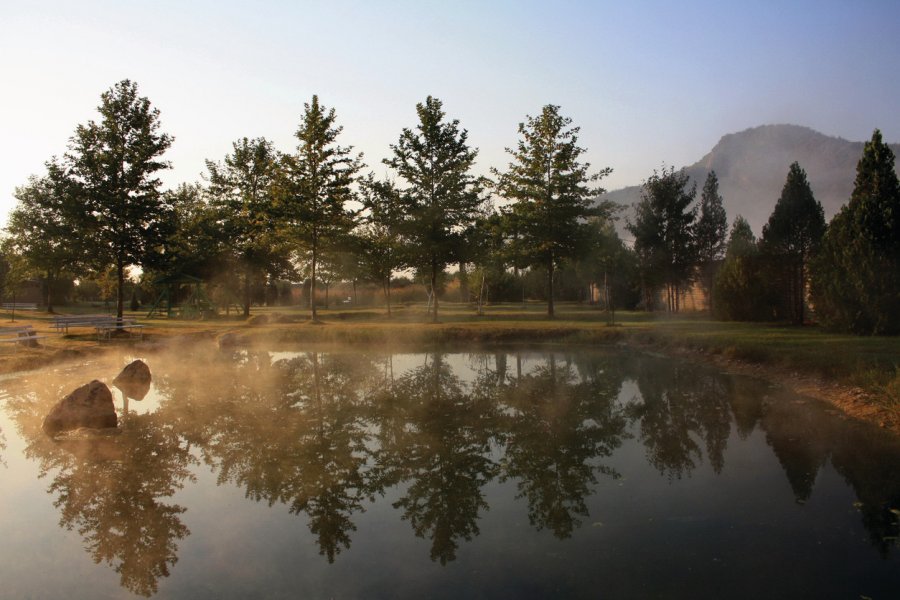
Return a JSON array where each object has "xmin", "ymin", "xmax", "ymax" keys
[{"xmin": 0, "ymin": 344, "xmax": 898, "ymax": 599}]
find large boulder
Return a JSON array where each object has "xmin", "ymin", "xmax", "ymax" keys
[
  {"xmin": 42, "ymin": 380, "xmax": 117, "ymax": 435},
  {"xmin": 112, "ymin": 359, "xmax": 152, "ymax": 400}
]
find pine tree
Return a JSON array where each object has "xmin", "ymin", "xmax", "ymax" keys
[
  {"xmin": 811, "ymin": 130, "xmax": 900, "ymax": 334},
  {"xmin": 761, "ymin": 162, "xmax": 825, "ymax": 325},
  {"xmin": 628, "ymin": 166, "xmax": 696, "ymax": 312},
  {"xmin": 494, "ymin": 104, "xmax": 612, "ymax": 317},
  {"xmin": 694, "ymin": 171, "xmax": 728, "ymax": 313}
]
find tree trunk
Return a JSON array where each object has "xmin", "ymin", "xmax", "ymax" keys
[
  {"xmin": 384, "ymin": 278, "xmax": 392, "ymax": 317},
  {"xmin": 459, "ymin": 261, "xmax": 469, "ymax": 303},
  {"xmin": 116, "ymin": 259, "xmax": 125, "ymax": 321},
  {"xmin": 243, "ymin": 266, "xmax": 252, "ymax": 318},
  {"xmin": 547, "ymin": 256, "xmax": 555, "ymax": 318},
  {"xmin": 310, "ymin": 247, "xmax": 318, "ymax": 322},
  {"xmin": 431, "ymin": 256, "xmax": 439, "ymax": 323},
  {"xmin": 45, "ymin": 270, "xmax": 55, "ymax": 314}
]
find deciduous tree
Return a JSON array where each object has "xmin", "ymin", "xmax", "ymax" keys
[
  {"xmin": 277, "ymin": 96, "xmax": 362, "ymax": 322},
  {"xmin": 207, "ymin": 137, "xmax": 289, "ymax": 317},
  {"xmin": 64, "ymin": 80, "xmax": 173, "ymax": 320},
  {"xmin": 494, "ymin": 104, "xmax": 612, "ymax": 317},
  {"xmin": 385, "ymin": 96, "xmax": 484, "ymax": 322}
]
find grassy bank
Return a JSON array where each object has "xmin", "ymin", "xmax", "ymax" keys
[{"xmin": 2, "ymin": 301, "xmax": 898, "ymax": 418}]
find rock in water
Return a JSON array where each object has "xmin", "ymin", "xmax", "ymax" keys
[
  {"xmin": 112, "ymin": 359, "xmax": 152, "ymax": 400},
  {"xmin": 42, "ymin": 380, "xmax": 117, "ymax": 435}
]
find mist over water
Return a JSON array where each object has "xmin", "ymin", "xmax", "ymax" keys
[{"xmin": 0, "ymin": 343, "xmax": 898, "ymax": 598}]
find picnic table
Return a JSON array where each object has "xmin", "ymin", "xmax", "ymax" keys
[
  {"xmin": 2, "ymin": 303, "xmax": 37, "ymax": 311},
  {"xmin": 52, "ymin": 314, "xmax": 114, "ymax": 334},
  {"xmin": 0, "ymin": 325, "xmax": 47, "ymax": 348}
]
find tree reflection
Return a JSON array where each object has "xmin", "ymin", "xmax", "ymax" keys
[
  {"xmin": 374, "ymin": 353, "xmax": 500, "ymax": 564},
  {"xmin": 501, "ymin": 352, "xmax": 628, "ymax": 538},
  {"xmin": 628, "ymin": 358, "xmax": 732, "ymax": 479},
  {"xmin": 158, "ymin": 350, "xmax": 379, "ymax": 563},
  {"xmin": 6, "ymin": 378, "xmax": 194, "ymax": 597}
]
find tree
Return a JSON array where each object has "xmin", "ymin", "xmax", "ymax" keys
[
  {"xmin": 7, "ymin": 168, "xmax": 84, "ymax": 312},
  {"xmin": 358, "ymin": 175, "xmax": 407, "ymax": 315},
  {"xmin": 277, "ymin": 96, "xmax": 362, "ymax": 322},
  {"xmin": 811, "ymin": 130, "xmax": 900, "ymax": 334},
  {"xmin": 385, "ymin": 96, "xmax": 484, "ymax": 322},
  {"xmin": 64, "ymin": 80, "xmax": 173, "ymax": 320},
  {"xmin": 694, "ymin": 171, "xmax": 728, "ymax": 314},
  {"xmin": 628, "ymin": 166, "xmax": 696, "ymax": 312},
  {"xmin": 207, "ymin": 137, "xmax": 290, "ymax": 317},
  {"xmin": 494, "ymin": 104, "xmax": 612, "ymax": 317},
  {"xmin": 712, "ymin": 216, "xmax": 772, "ymax": 321},
  {"xmin": 761, "ymin": 162, "xmax": 825, "ymax": 325}
]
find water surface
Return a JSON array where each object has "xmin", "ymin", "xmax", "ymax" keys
[{"xmin": 0, "ymin": 345, "xmax": 898, "ymax": 599}]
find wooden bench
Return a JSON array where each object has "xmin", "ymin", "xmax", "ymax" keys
[
  {"xmin": 94, "ymin": 319, "xmax": 145, "ymax": 341},
  {"xmin": 2, "ymin": 302, "xmax": 37, "ymax": 311},
  {"xmin": 52, "ymin": 314, "xmax": 114, "ymax": 334},
  {"xmin": 0, "ymin": 325, "xmax": 48, "ymax": 348}
]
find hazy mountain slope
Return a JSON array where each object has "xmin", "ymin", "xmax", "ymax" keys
[{"xmin": 605, "ymin": 124, "xmax": 900, "ymax": 237}]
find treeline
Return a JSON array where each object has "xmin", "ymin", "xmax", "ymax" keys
[{"xmin": 4, "ymin": 80, "xmax": 899, "ymax": 334}]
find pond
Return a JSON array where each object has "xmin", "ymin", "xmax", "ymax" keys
[{"xmin": 0, "ymin": 344, "xmax": 898, "ymax": 599}]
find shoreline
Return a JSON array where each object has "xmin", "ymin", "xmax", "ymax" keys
[{"xmin": 0, "ymin": 316, "xmax": 896, "ymax": 435}]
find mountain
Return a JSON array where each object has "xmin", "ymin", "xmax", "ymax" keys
[{"xmin": 604, "ymin": 124, "xmax": 900, "ymax": 237}]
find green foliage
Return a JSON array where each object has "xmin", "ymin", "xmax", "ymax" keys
[
  {"xmin": 357, "ymin": 175, "xmax": 407, "ymax": 314},
  {"xmin": 207, "ymin": 137, "xmax": 290, "ymax": 317},
  {"xmin": 628, "ymin": 166, "xmax": 697, "ymax": 312},
  {"xmin": 713, "ymin": 216, "xmax": 775, "ymax": 321},
  {"xmin": 494, "ymin": 104, "xmax": 612, "ymax": 317},
  {"xmin": 385, "ymin": 96, "xmax": 484, "ymax": 322},
  {"xmin": 64, "ymin": 80, "xmax": 173, "ymax": 318},
  {"xmin": 761, "ymin": 162, "xmax": 825, "ymax": 324},
  {"xmin": 7, "ymin": 170, "xmax": 85, "ymax": 310},
  {"xmin": 277, "ymin": 95, "xmax": 363, "ymax": 321},
  {"xmin": 811, "ymin": 130, "xmax": 900, "ymax": 334},
  {"xmin": 694, "ymin": 171, "xmax": 728, "ymax": 312}
]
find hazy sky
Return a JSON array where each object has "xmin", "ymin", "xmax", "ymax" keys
[{"xmin": 2, "ymin": 0, "xmax": 898, "ymax": 227}]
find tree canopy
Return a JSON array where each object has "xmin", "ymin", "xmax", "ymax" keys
[{"xmin": 494, "ymin": 104, "xmax": 613, "ymax": 317}]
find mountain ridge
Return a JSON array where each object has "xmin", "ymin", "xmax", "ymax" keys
[{"xmin": 604, "ymin": 124, "xmax": 900, "ymax": 237}]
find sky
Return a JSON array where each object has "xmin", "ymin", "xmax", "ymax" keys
[{"xmin": 2, "ymin": 0, "xmax": 899, "ymax": 227}]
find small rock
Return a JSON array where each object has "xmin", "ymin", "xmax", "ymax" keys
[
  {"xmin": 42, "ymin": 380, "xmax": 117, "ymax": 435},
  {"xmin": 112, "ymin": 359, "xmax": 152, "ymax": 400}
]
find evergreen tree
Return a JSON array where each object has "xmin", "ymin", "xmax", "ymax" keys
[
  {"xmin": 493, "ymin": 104, "xmax": 612, "ymax": 317},
  {"xmin": 385, "ymin": 96, "xmax": 484, "ymax": 322},
  {"xmin": 278, "ymin": 96, "xmax": 362, "ymax": 322},
  {"xmin": 694, "ymin": 171, "xmax": 728, "ymax": 313},
  {"xmin": 712, "ymin": 216, "xmax": 772, "ymax": 321},
  {"xmin": 628, "ymin": 166, "xmax": 696, "ymax": 312},
  {"xmin": 64, "ymin": 80, "xmax": 173, "ymax": 320},
  {"xmin": 207, "ymin": 137, "xmax": 289, "ymax": 317},
  {"xmin": 761, "ymin": 162, "xmax": 825, "ymax": 325},
  {"xmin": 811, "ymin": 130, "xmax": 900, "ymax": 334}
]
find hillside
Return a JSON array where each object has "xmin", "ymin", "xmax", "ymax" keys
[{"xmin": 604, "ymin": 124, "xmax": 900, "ymax": 236}]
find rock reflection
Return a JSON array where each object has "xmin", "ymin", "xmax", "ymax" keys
[{"xmin": 5, "ymin": 377, "xmax": 194, "ymax": 597}]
